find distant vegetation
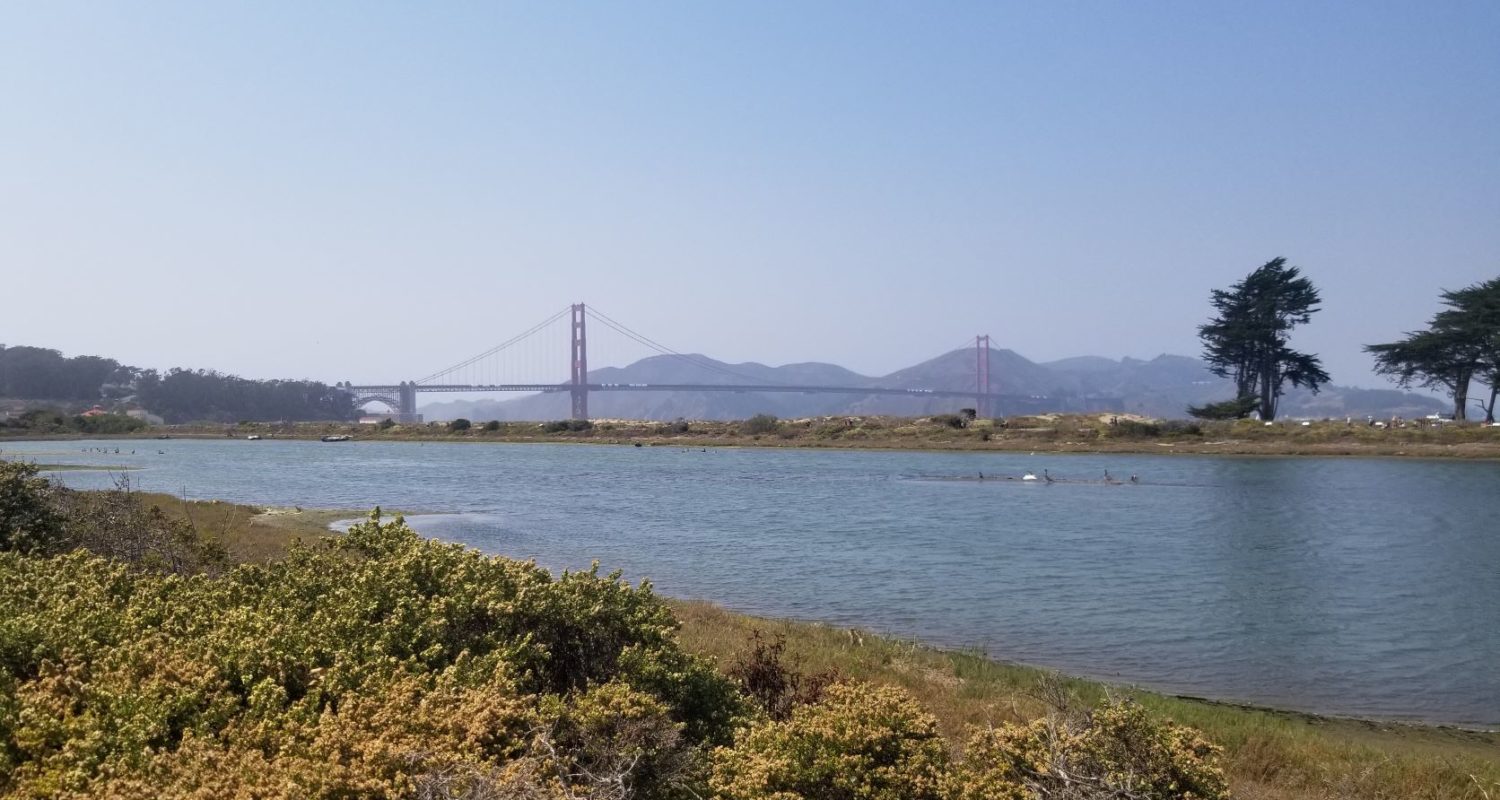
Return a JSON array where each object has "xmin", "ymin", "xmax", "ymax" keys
[
  {"xmin": 0, "ymin": 408, "xmax": 146, "ymax": 435},
  {"xmin": 741, "ymin": 413, "xmax": 779, "ymax": 435},
  {"xmin": 0, "ymin": 344, "xmax": 354, "ymax": 423}
]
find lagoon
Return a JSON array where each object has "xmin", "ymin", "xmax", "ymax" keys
[{"xmin": 13, "ymin": 437, "xmax": 1499, "ymax": 727}]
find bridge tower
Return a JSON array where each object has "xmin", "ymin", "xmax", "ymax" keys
[
  {"xmin": 976, "ymin": 335, "xmax": 991, "ymax": 418},
  {"xmin": 399, "ymin": 381, "xmax": 419, "ymax": 419},
  {"xmin": 570, "ymin": 303, "xmax": 589, "ymax": 420}
]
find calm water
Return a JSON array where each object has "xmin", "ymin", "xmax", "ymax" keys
[{"xmin": 11, "ymin": 438, "xmax": 1499, "ymax": 727}]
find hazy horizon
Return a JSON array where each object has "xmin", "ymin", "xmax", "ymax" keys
[{"xmin": 4, "ymin": 3, "xmax": 1497, "ymax": 390}]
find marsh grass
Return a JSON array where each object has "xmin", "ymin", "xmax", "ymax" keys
[{"xmin": 130, "ymin": 491, "xmax": 348, "ymax": 563}]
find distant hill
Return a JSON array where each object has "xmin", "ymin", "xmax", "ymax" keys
[{"xmin": 420, "ymin": 348, "xmax": 1448, "ymax": 422}]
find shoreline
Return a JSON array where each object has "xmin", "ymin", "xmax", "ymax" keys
[
  {"xmin": 373, "ymin": 509, "xmax": 1497, "ymax": 734},
  {"xmin": 8, "ymin": 418, "xmax": 1500, "ymax": 461}
]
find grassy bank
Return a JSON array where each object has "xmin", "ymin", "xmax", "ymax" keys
[
  {"xmin": 29, "ymin": 413, "xmax": 1500, "ymax": 459},
  {"xmin": 101, "ymin": 491, "xmax": 1500, "ymax": 799},
  {"xmin": 127, "ymin": 491, "xmax": 349, "ymax": 563},
  {"xmin": 671, "ymin": 602, "xmax": 1499, "ymax": 800}
]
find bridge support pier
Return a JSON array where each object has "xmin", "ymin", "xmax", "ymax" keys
[{"xmin": 399, "ymin": 382, "xmax": 419, "ymax": 420}]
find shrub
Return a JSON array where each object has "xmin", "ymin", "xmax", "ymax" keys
[
  {"xmin": 483, "ymin": 420, "xmax": 501, "ymax": 431},
  {"xmin": 1187, "ymin": 396, "xmax": 1258, "ymax": 420},
  {"xmin": 727, "ymin": 632, "xmax": 837, "ymax": 721},
  {"xmin": 377, "ymin": 417, "xmax": 396, "ymax": 430},
  {"xmin": 742, "ymin": 414, "xmax": 779, "ymax": 435},
  {"xmin": 0, "ymin": 461, "xmax": 64, "ymax": 554},
  {"xmin": 931, "ymin": 414, "xmax": 968, "ymax": 429},
  {"xmin": 710, "ymin": 682, "xmax": 950, "ymax": 800},
  {"xmin": 448, "ymin": 418, "xmax": 472, "ymax": 432},
  {"xmin": 1110, "ymin": 420, "xmax": 1161, "ymax": 438},
  {"xmin": 952, "ymin": 696, "xmax": 1229, "ymax": 800},
  {"xmin": 542, "ymin": 420, "xmax": 596, "ymax": 434},
  {"xmin": 52, "ymin": 478, "xmax": 228, "ymax": 575},
  {"xmin": 1159, "ymin": 420, "xmax": 1203, "ymax": 436}
]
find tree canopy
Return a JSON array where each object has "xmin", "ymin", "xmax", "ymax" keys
[
  {"xmin": 1366, "ymin": 277, "xmax": 1500, "ymax": 421},
  {"xmin": 0, "ymin": 344, "xmax": 355, "ymax": 423},
  {"xmin": 1194, "ymin": 258, "xmax": 1329, "ymax": 421}
]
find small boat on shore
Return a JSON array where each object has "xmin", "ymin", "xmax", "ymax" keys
[
  {"xmin": 246, "ymin": 435, "xmax": 261, "ymax": 441},
  {"xmin": 320, "ymin": 434, "xmax": 352, "ymax": 442}
]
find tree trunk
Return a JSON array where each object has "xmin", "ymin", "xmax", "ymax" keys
[
  {"xmin": 1452, "ymin": 371, "xmax": 1471, "ymax": 421},
  {"xmin": 1258, "ymin": 359, "xmax": 1277, "ymax": 420}
]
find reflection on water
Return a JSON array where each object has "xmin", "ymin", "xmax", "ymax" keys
[{"xmin": 19, "ymin": 438, "xmax": 1500, "ymax": 727}]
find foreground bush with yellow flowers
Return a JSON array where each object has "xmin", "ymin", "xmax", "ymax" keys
[{"xmin": 0, "ymin": 461, "xmax": 1228, "ymax": 798}]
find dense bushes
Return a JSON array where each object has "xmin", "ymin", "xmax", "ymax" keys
[
  {"xmin": 713, "ymin": 682, "xmax": 1227, "ymax": 800},
  {"xmin": 0, "ymin": 409, "xmax": 146, "ymax": 435},
  {"xmin": 1108, "ymin": 419, "xmax": 1202, "ymax": 439},
  {"xmin": 0, "ymin": 512, "xmax": 744, "ymax": 798}
]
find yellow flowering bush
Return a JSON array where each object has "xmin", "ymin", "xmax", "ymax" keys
[
  {"xmin": 709, "ymin": 682, "xmax": 951, "ymax": 800},
  {"xmin": 952, "ymin": 698, "xmax": 1229, "ymax": 800},
  {"xmin": 0, "ymin": 512, "xmax": 745, "ymax": 799}
]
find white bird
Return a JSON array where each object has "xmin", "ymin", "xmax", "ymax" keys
[{"xmin": 1022, "ymin": 472, "xmax": 1038, "ymax": 481}]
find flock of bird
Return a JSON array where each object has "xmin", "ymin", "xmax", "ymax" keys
[{"xmin": 973, "ymin": 468, "xmax": 1139, "ymax": 485}]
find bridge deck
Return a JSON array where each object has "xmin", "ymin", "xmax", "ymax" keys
[{"xmin": 346, "ymin": 383, "xmax": 1026, "ymax": 401}]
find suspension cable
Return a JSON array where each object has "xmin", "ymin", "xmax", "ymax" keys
[{"xmin": 416, "ymin": 306, "xmax": 572, "ymax": 385}]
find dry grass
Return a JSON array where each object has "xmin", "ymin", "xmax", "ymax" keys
[
  {"xmin": 125, "ymin": 416, "xmax": 1500, "ymax": 460},
  {"xmin": 669, "ymin": 599, "xmax": 1500, "ymax": 800},
  {"xmin": 131, "ymin": 491, "xmax": 351, "ymax": 563}
]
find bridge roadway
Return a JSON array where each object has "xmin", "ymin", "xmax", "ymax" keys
[{"xmin": 346, "ymin": 382, "xmax": 1014, "ymax": 400}]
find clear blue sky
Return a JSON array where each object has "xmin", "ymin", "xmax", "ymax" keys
[{"xmin": 3, "ymin": 2, "xmax": 1497, "ymax": 387}]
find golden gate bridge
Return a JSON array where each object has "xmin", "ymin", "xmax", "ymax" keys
[{"xmin": 340, "ymin": 304, "xmax": 1009, "ymax": 421}]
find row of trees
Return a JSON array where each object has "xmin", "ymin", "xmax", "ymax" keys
[
  {"xmin": 0, "ymin": 345, "xmax": 133, "ymax": 402},
  {"xmin": 1365, "ymin": 278, "xmax": 1500, "ymax": 421},
  {"xmin": 1192, "ymin": 259, "xmax": 1497, "ymax": 422},
  {"xmin": 0, "ymin": 344, "xmax": 355, "ymax": 423},
  {"xmin": 135, "ymin": 368, "xmax": 355, "ymax": 423}
]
